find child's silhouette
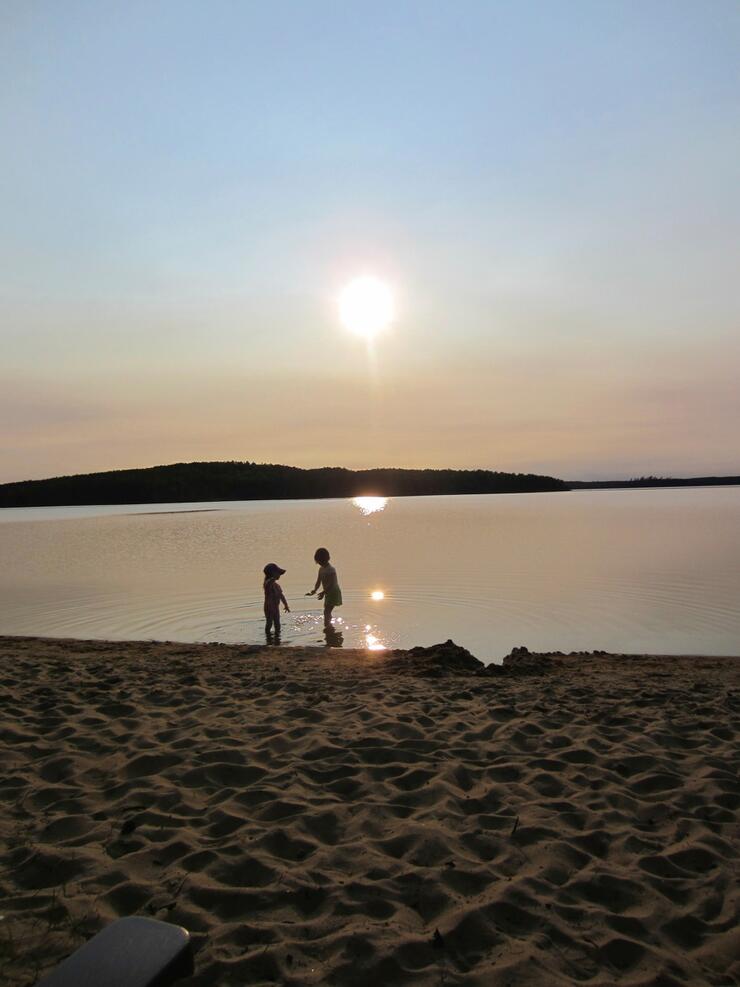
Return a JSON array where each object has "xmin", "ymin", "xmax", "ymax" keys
[
  {"xmin": 263, "ymin": 562, "xmax": 289, "ymax": 641},
  {"xmin": 306, "ymin": 547, "xmax": 342, "ymax": 630}
]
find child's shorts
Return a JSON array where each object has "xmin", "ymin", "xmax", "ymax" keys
[{"xmin": 324, "ymin": 587, "xmax": 343, "ymax": 607}]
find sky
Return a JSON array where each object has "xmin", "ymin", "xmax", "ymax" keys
[{"xmin": 1, "ymin": 0, "xmax": 739, "ymax": 484}]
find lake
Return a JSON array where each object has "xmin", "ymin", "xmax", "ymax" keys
[{"xmin": 0, "ymin": 488, "xmax": 738, "ymax": 659}]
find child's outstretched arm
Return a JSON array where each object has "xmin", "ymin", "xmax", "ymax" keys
[{"xmin": 306, "ymin": 572, "xmax": 322, "ymax": 596}]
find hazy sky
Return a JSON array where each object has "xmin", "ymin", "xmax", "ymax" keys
[{"xmin": 2, "ymin": 1, "xmax": 739, "ymax": 483}]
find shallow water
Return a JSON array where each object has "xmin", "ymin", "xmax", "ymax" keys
[{"xmin": 1, "ymin": 488, "xmax": 739, "ymax": 659}]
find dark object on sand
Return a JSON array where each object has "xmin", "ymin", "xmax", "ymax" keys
[
  {"xmin": 386, "ymin": 640, "xmax": 559, "ymax": 677},
  {"xmin": 388, "ymin": 639, "xmax": 485, "ymax": 677},
  {"xmin": 501, "ymin": 647, "xmax": 554, "ymax": 675},
  {"xmin": 36, "ymin": 916, "xmax": 193, "ymax": 987}
]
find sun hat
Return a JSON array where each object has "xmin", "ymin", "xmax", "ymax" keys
[{"xmin": 263, "ymin": 563, "xmax": 286, "ymax": 578}]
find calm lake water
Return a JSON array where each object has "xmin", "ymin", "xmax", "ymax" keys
[{"xmin": 1, "ymin": 488, "xmax": 739, "ymax": 659}]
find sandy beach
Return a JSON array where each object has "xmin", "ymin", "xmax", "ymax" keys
[{"xmin": 1, "ymin": 636, "xmax": 738, "ymax": 986}]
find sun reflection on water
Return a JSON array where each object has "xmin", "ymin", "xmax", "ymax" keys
[
  {"xmin": 352, "ymin": 496, "xmax": 388, "ymax": 515},
  {"xmin": 364, "ymin": 632, "xmax": 387, "ymax": 651}
]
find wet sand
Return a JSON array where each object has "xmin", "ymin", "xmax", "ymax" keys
[{"xmin": 1, "ymin": 636, "xmax": 738, "ymax": 986}]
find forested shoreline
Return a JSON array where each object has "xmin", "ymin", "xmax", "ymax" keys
[
  {"xmin": 2, "ymin": 463, "xmax": 737, "ymax": 508},
  {"xmin": 569, "ymin": 476, "xmax": 740, "ymax": 489},
  {"xmin": 0, "ymin": 461, "xmax": 568, "ymax": 507}
]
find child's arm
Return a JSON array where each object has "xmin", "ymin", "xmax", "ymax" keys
[
  {"xmin": 306, "ymin": 572, "xmax": 322, "ymax": 596},
  {"xmin": 279, "ymin": 587, "xmax": 290, "ymax": 612}
]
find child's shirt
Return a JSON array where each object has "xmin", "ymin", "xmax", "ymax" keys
[
  {"xmin": 264, "ymin": 578, "xmax": 287, "ymax": 613},
  {"xmin": 319, "ymin": 563, "xmax": 339, "ymax": 591}
]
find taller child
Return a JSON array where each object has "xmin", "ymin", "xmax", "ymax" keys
[{"xmin": 306, "ymin": 547, "xmax": 343, "ymax": 629}]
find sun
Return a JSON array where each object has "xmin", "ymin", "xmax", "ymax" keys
[{"xmin": 339, "ymin": 276, "xmax": 394, "ymax": 339}]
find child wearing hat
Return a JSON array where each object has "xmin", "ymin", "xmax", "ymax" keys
[{"xmin": 263, "ymin": 563, "xmax": 290, "ymax": 639}]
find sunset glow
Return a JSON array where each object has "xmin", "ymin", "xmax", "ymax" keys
[{"xmin": 1, "ymin": 6, "xmax": 738, "ymax": 485}]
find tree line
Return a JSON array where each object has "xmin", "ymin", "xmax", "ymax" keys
[
  {"xmin": 0, "ymin": 461, "xmax": 569, "ymax": 508},
  {"xmin": 568, "ymin": 475, "xmax": 740, "ymax": 489}
]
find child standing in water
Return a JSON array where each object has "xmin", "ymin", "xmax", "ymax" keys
[
  {"xmin": 263, "ymin": 563, "xmax": 290, "ymax": 640},
  {"xmin": 306, "ymin": 547, "xmax": 342, "ymax": 629}
]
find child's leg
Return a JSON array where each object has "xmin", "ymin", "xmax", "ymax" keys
[
  {"xmin": 324, "ymin": 624, "xmax": 343, "ymax": 647},
  {"xmin": 265, "ymin": 613, "xmax": 274, "ymax": 635},
  {"xmin": 323, "ymin": 603, "xmax": 334, "ymax": 628},
  {"xmin": 274, "ymin": 615, "xmax": 281, "ymax": 637}
]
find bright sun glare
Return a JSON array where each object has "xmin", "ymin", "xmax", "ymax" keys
[
  {"xmin": 339, "ymin": 276, "xmax": 394, "ymax": 339},
  {"xmin": 352, "ymin": 496, "xmax": 388, "ymax": 515}
]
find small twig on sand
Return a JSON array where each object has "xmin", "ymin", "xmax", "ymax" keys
[{"xmin": 510, "ymin": 815, "xmax": 519, "ymax": 838}]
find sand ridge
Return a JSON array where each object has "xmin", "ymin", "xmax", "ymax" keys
[{"xmin": 0, "ymin": 636, "xmax": 738, "ymax": 986}]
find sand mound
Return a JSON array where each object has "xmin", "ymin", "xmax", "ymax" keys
[
  {"xmin": 387, "ymin": 639, "xmax": 485, "ymax": 676},
  {"xmin": 1, "ymin": 637, "xmax": 738, "ymax": 986},
  {"xmin": 386, "ymin": 641, "xmax": 560, "ymax": 678}
]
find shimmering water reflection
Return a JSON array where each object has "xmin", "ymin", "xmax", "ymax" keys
[{"xmin": 352, "ymin": 496, "xmax": 388, "ymax": 515}]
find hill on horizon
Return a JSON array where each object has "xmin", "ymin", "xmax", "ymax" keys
[
  {"xmin": 568, "ymin": 475, "xmax": 740, "ymax": 489},
  {"xmin": 0, "ymin": 460, "xmax": 569, "ymax": 508}
]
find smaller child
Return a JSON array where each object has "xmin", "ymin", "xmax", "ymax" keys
[
  {"xmin": 263, "ymin": 563, "xmax": 290, "ymax": 639},
  {"xmin": 306, "ymin": 547, "xmax": 342, "ymax": 629}
]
